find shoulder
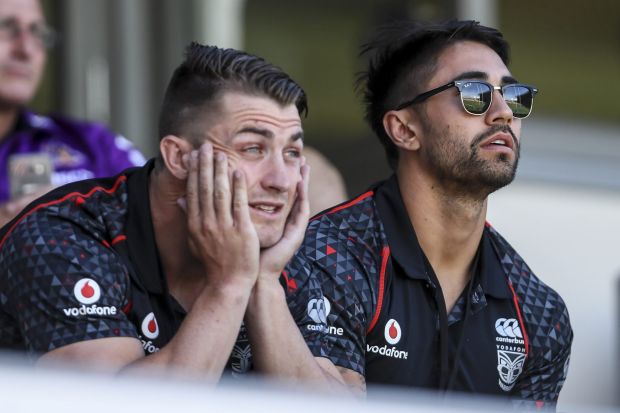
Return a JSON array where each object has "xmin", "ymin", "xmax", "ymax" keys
[
  {"xmin": 486, "ymin": 224, "xmax": 572, "ymax": 353},
  {"xmin": 0, "ymin": 174, "xmax": 130, "ymax": 250},
  {"xmin": 287, "ymin": 189, "xmax": 388, "ymax": 308},
  {"xmin": 300, "ymin": 190, "xmax": 384, "ymax": 261}
]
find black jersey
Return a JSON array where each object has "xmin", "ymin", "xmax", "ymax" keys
[
  {"xmin": 0, "ymin": 160, "xmax": 321, "ymax": 376},
  {"xmin": 286, "ymin": 174, "xmax": 573, "ymax": 409}
]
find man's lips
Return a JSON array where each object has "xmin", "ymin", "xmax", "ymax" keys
[
  {"xmin": 2, "ymin": 63, "xmax": 34, "ymax": 78},
  {"xmin": 479, "ymin": 132, "xmax": 516, "ymax": 153},
  {"xmin": 249, "ymin": 201, "xmax": 285, "ymax": 215}
]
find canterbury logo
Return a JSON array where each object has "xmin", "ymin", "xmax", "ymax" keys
[{"xmin": 495, "ymin": 318, "xmax": 523, "ymax": 339}]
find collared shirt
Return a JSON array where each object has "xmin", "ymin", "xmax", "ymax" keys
[
  {"xmin": 0, "ymin": 110, "xmax": 146, "ymax": 202},
  {"xmin": 0, "ymin": 160, "xmax": 321, "ymax": 377},
  {"xmin": 286, "ymin": 174, "xmax": 573, "ymax": 409}
]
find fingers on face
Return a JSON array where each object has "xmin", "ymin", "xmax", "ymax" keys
[
  {"xmin": 184, "ymin": 150, "xmax": 200, "ymax": 227},
  {"xmin": 198, "ymin": 144, "xmax": 215, "ymax": 220},
  {"xmin": 232, "ymin": 169, "xmax": 253, "ymax": 230},
  {"xmin": 212, "ymin": 150, "xmax": 233, "ymax": 225}
]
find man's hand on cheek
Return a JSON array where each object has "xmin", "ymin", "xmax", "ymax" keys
[
  {"xmin": 258, "ymin": 163, "xmax": 310, "ymax": 280},
  {"xmin": 182, "ymin": 143, "xmax": 260, "ymax": 289}
]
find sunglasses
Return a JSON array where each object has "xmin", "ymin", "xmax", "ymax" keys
[{"xmin": 394, "ymin": 79, "xmax": 539, "ymax": 119}]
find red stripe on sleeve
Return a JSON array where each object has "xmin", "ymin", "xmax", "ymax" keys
[
  {"xmin": 0, "ymin": 175, "xmax": 127, "ymax": 249},
  {"xmin": 367, "ymin": 246, "xmax": 390, "ymax": 334},
  {"xmin": 507, "ymin": 279, "xmax": 530, "ymax": 356},
  {"xmin": 312, "ymin": 191, "xmax": 374, "ymax": 221}
]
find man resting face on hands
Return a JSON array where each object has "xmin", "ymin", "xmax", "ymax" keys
[{"xmin": 0, "ymin": 44, "xmax": 341, "ymax": 388}]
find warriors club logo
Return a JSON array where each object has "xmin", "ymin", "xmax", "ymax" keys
[
  {"xmin": 73, "ymin": 278, "xmax": 101, "ymax": 305},
  {"xmin": 494, "ymin": 317, "xmax": 526, "ymax": 391}
]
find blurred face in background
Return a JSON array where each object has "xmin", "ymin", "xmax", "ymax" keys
[{"xmin": 0, "ymin": 0, "xmax": 48, "ymax": 109}]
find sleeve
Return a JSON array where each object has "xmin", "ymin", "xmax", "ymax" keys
[
  {"xmin": 284, "ymin": 228, "xmax": 377, "ymax": 376},
  {"xmin": 511, "ymin": 296, "xmax": 574, "ymax": 411},
  {"xmin": 0, "ymin": 212, "xmax": 140, "ymax": 354}
]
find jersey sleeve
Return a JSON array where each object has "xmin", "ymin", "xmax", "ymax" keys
[
  {"xmin": 283, "ymin": 248, "xmax": 330, "ymax": 358},
  {"xmin": 285, "ymin": 221, "xmax": 378, "ymax": 376},
  {"xmin": 512, "ymin": 295, "xmax": 573, "ymax": 410},
  {"xmin": 0, "ymin": 211, "xmax": 139, "ymax": 354}
]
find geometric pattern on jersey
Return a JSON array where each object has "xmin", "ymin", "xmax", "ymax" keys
[
  {"xmin": 0, "ymin": 176, "xmax": 137, "ymax": 353},
  {"xmin": 1, "ymin": 161, "xmax": 325, "ymax": 378},
  {"xmin": 288, "ymin": 191, "xmax": 385, "ymax": 375},
  {"xmin": 488, "ymin": 225, "xmax": 573, "ymax": 408},
  {"xmin": 286, "ymin": 176, "xmax": 573, "ymax": 407}
]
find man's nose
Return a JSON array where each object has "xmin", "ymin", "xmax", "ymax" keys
[
  {"xmin": 262, "ymin": 155, "xmax": 293, "ymax": 192},
  {"xmin": 486, "ymin": 89, "xmax": 514, "ymax": 125}
]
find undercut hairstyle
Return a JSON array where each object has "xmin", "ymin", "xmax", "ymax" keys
[
  {"xmin": 357, "ymin": 20, "xmax": 510, "ymax": 170},
  {"xmin": 158, "ymin": 42, "xmax": 308, "ymax": 145}
]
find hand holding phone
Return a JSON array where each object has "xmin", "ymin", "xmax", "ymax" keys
[{"xmin": 8, "ymin": 153, "xmax": 53, "ymax": 200}]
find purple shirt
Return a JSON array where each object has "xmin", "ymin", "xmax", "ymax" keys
[{"xmin": 0, "ymin": 110, "xmax": 146, "ymax": 202}]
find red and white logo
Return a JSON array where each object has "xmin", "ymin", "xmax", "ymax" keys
[
  {"xmin": 384, "ymin": 319, "xmax": 402, "ymax": 345},
  {"xmin": 141, "ymin": 312, "xmax": 159, "ymax": 340},
  {"xmin": 73, "ymin": 278, "xmax": 101, "ymax": 305}
]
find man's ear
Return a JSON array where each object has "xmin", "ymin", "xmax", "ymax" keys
[
  {"xmin": 382, "ymin": 110, "xmax": 421, "ymax": 151},
  {"xmin": 160, "ymin": 135, "xmax": 193, "ymax": 180}
]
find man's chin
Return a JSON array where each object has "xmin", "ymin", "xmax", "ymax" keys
[
  {"xmin": 253, "ymin": 214, "xmax": 288, "ymax": 249},
  {"xmin": 257, "ymin": 228, "xmax": 285, "ymax": 249}
]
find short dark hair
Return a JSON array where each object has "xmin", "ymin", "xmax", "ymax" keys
[
  {"xmin": 158, "ymin": 42, "xmax": 308, "ymax": 143},
  {"xmin": 357, "ymin": 20, "xmax": 510, "ymax": 170}
]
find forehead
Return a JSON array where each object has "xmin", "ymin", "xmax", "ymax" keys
[
  {"xmin": 0, "ymin": 0, "xmax": 44, "ymax": 21},
  {"xmin": 429, "ymin": 40, "xmax": 511, "ymax": 85},
  {"xmin": 215, "ymin": 91, "xmax": 302, "ymax": 132}
]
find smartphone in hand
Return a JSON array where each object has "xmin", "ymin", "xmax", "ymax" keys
[{"xmin": 8, "ymin": 153, "xmax": 53, "ymax": 200}]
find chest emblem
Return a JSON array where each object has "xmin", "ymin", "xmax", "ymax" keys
[
  {"xmin": 495, "ymin": 317, "xmax": 526, "ymax": 391},
  {"xmin": 74, "ymin": 278, "xmax": 101, "ymax": 304},
  {"xmin": 366, "ymin": 318, "xmax": 408, "ymax": 360},
  {"xmin": 384, "ymin": 319, "xmax": 402, "ymax": 345},
  {"xmin": 141, "ymin": 312, "xmax": 159, "ymax": 340}
]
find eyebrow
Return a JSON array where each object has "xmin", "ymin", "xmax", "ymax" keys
[
  {"xmin": 236, "ymin": 127, "xmax": 304, "ymax": 142},
  {"xmin": 452, "ymin": 71, "xmax": 519, "ymax": 85}
]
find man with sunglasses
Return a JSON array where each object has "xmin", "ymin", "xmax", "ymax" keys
[
  {"xmin": 0, "ymin": 0, "xmax": 144, "ymax": 228},
  {"xmin": 286, "ymin": 20, "xmax": 572, "ymax": 408}
]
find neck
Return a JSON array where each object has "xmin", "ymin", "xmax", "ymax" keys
[
  {"xmin": 397, "ymin": 161, "xmax": 486, "ymax": 310},
  {"xmin": 149, "ymin": 168, "xmax": 206, "ymax": 310},
  {"xmin": 0, "ymin": 107, "xmax": 19, "ymax": 143}
]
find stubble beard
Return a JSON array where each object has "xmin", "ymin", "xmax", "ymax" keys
[{"xmin": 424, "ymin": 124, "xmax": 520, "ymax": 199}]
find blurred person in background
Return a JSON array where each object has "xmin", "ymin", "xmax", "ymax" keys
[
  {"xmin": 286, "ymin": 20, "xmax": 573, "ymax": 409},
  {"xmin": 0, "ymin": 0, "xmax": 145, "ymax": 227},
  {"xmin": 303, "ymin": 146, "xmax": 347, "ymax": 215},
  {"xmin": 0, "ymin": 42, "xmax": 347, "ymax": 388}
]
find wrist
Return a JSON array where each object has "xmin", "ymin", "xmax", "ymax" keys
[
  {"xmin": 248, "ymin": 277, "xmax": 286, "ymax": 308},
  {"xmin": 201, "ymin": 276, "xmax": 255, "ymax": 303}
]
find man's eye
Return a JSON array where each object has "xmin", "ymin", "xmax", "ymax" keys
[
  {"xmin": 286, "ymin": 149, "xmax": 301, "ymax": 158},
  {"xmin": 242, "ymin": 146, "xmax": 262, "ymax": 154}
]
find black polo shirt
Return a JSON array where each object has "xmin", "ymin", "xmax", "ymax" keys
[
  {"xmin": 0, "ymin": 160, "xmax": 321, "ymax": 377},
  {"xmin": 286, "ymin": 174, "xmax": 573, "ymax": 409}
]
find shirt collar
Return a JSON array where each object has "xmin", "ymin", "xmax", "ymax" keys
[
  {"xmin": 478, "ymin": 227, "xmax": 512, "ymax": 299},
  {"xmin": 374, "ymin": 174, "xmax": 511, "ymax": 299},
  {"xmin": 124, "ymin": 158, "xmax": 167, "ymax": 295},
  {"xmin": 374, "ymin": 174, "xmax": 427, "ymax": 280}
]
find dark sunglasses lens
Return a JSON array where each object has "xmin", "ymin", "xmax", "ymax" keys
[
  {"xmin": 503, "ymin": 85, "xmax": 533, "ymax": 118},
  {"xmin": 460, "ymin": 82, "xmax": 492, "ymax": 114}
]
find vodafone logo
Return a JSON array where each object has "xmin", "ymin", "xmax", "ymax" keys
[
  {"xmin": 73, "ymin": 278, "xmax": 101, "ymax": 305},
  {"xmin": 141, "ymin": 312, "xmax": 159, "ymax": 340},
  {"xmin": 384, "ymin": 319, "xmax": 402, "ymax": 345},
  {"xmin": 495, "ymin": 318, "xmax": 523, "ymax": 339}
]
